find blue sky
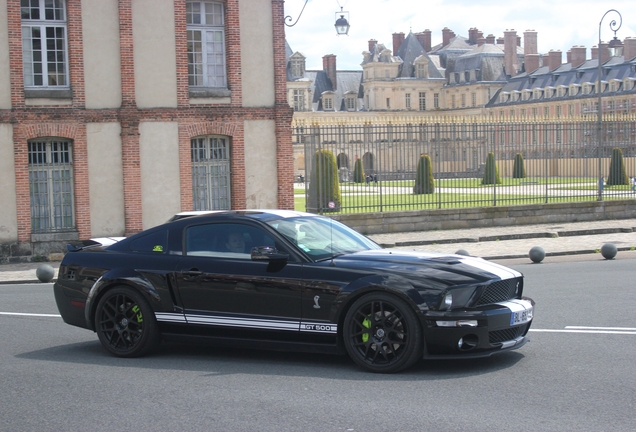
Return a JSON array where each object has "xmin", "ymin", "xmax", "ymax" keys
[{"xmin": 283, "ymin": 0, "xmax": 636, "ymax": 70}]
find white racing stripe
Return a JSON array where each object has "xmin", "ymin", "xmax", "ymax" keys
[
  {"xmin": 530, "ymin": 327, "xmax": 636, "ymax": 335},
  {"xmin": 0, "ymin": 312, "xmax": 61, "ymax": 317},
  {"xmin": 458, "ymin": 256, "xmax": 522, "ymax": 279}
]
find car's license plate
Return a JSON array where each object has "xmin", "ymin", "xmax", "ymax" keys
[{"xmin": 510, "ymin": 306, "xmax": 533, "ymax": 326}]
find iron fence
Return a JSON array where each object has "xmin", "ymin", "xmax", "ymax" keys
[{"xmin": 293, "ymin": 117, "xmax": 636, "ymax": 214}]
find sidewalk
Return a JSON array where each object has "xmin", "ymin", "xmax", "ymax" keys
[{"xmin": 2, "ymin": 218, "xmax": 636, "ymax": 284}]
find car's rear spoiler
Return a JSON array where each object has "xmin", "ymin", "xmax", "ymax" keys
[{"xmin": 66, "ymin": 237, "xmax": 124, "ymax": 252}]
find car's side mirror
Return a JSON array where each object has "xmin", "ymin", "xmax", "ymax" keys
[{"xmin": 251, "ymin": 246, "xmax": 289, "ymax": 261}]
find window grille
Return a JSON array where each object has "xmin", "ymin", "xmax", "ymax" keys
[
  {"xmin": 187, "ymin": 1, "xmax": 227, "ymax": 87},
  {"xmin": 21, "ymin": 0, "xmax": 68, "ymax": 87},
  {"xmin": 28, "ymin": 139, "xmax": 75, "ymax": 233},
  {"xmin": 191, "ymin": 136, "xmax": 231, "ymax": 210},
  {"xmin": 419, "ymin": 92, "xmax": 426, "ymax": 111}
]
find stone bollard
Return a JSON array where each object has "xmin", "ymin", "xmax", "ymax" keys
[
  {"xmin": 529, "ymin": 246, "xmax": 545, "ymax": 263},
  {"xmin": 600, "ymin": 243, "xmax": 617, "ymax": 260},
  {"xmin": 36, "ymin": 264, "xmax": 55, "ymax": 283}
]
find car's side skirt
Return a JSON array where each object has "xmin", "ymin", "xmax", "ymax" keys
[{"xmin": 155, "ymin": 312, "xmax": 338, "ymax": 334}]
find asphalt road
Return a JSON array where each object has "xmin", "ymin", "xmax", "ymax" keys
[{"xmin": 1, "ymin": 257, "xmax": 635, "ymax": 432}]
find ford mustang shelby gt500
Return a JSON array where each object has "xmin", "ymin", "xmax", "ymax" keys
[{"xmin": 54, "ymin": 210, "xmax": 534, "ymax": 373}]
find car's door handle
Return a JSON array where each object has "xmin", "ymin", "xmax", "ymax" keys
[{"xmin": 181, "ymin": 268, "xmax": 203, "ymax": 277}]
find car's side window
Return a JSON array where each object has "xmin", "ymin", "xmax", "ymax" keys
[
  {"xmin": 129, "ymin": 230, "xmax": 168, "ymax": 254},
  {"xmin": 185, "ymin": 223, "xmax": 286, "ymax": 260}
]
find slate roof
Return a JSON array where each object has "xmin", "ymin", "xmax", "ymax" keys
[
  {"xmin": 303, "ymin": 70, "xmax": 363, "ymax": 111},
  {"xmin": 487, "ymin": 57, "xmax": 636, "ymax": 108}
]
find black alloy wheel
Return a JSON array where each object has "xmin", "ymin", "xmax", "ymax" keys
[
  {"xmin": 343, "ymin": 293, "xmax": 423, "ymax": 373},
  {"xmin": 95, "ymin": 287, "xmax": 160, "ymax": 357}
]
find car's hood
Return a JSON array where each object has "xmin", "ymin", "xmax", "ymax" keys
[{"xmin": 332, "ymin": 249, "xmax": 521, "ymax": 290}]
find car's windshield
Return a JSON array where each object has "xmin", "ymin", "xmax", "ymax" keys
[{"xmin": 266, "ymin": 216, "xmax": 380, "ymax": 261}]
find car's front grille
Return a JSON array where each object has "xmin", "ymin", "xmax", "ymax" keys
[
  {"xmin": 489, "ymin": 323, "xmax": 530, "ymax": 344},
  {"xmin": 474, "ymin": 277, "xmax": 520, "ymax": 306}
]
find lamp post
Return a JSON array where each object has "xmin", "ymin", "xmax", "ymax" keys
[
  {"xmin": 597, "ymin": 9, "xmax": 622, "ymax": 200},
  {"xmin": 334, "ymin": 7, "xmax": 350, "ymax": 35}
]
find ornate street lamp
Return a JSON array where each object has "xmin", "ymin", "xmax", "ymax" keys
[
  {"xmin": 334, "ymin": 8, "xmax": 350, "ymax": 35},
  {"xmin": 597, "ymin": 9, "xmax": 622, "ymax": 200}
]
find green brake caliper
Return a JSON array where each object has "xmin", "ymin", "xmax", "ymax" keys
[
  {"xmin": 132, "ymin": 305, "xmax": 143, "ymax": 323},
  {"xmin": 362, "ymin": 316, "xmax": 371, "ymax": 342}
]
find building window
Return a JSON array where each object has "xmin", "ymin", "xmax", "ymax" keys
[
  {"xmin": 543, "ymin": 107, "xmax": 549, "ymax": 119},
  {"xmin": 386, "ymin": 97, "xmax": 390, "ymax": 109},
  {"xmin": 419, "ymin": 92, "xmax": 426, "ymax": 111},
  {"xmin": 21, "ymin": 0, "xmax": 68, "ymax": 88},
  {"xmin": 292, "ymin": 89, "xmax": 305, "ymax": 111},
  {"xmin": 556, "ymin": 106, "xmax": 562, "ymax": 118},
  {"xmin": 433, "ymin": 93, "xmax": 439, "ymax": 109},
  {"xmin": 191, "ymin": 136, "xmax": 231, "ymax": 210},
  {"xmin": 323, "ymin": 96, "xmax": 333, "ymax": 110},
  {"xmin": 290, "ymin": 56, "xmax": 305, "ymax": 79},
  {"xmin": 416, "ymin": 63, "xmax": 427, "ymax": 79},
  {"xmin": 405, "ymin": 93, "xmax": 411, "ymax": 109},
  {"xmin": 471, "ymin": 93, "xmax": 476, "ymax": 107},
  {"xmin": 345, "ymin": 95, "xmax": 356, "ymax": 111},
  {"xmin": 451, "ymin": 95, "xmax": 456, "ymax": 109},
  {"xmin": 461, "ymin": 94, "xmax": 466, "ymax": 108},
  {"xmin": 187, "ymin": 1, "xmax": 227, "ymax": 88},
  {"xmin": 28, "ymin": 139, "xmax": 75, "ymax": 233}
]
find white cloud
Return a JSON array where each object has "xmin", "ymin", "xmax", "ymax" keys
[{"xmin": 284, "ymin": 0, "xmax": 636, "ymax": 70}]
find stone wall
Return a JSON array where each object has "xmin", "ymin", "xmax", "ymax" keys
[{"xmin": 332, "ymin": 200, "xmax": 636, "ymax": 236}]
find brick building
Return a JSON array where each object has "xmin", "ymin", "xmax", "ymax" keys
[{"xmin": 0, "ymin": 0, "xmax": 293, "ymax": 260}]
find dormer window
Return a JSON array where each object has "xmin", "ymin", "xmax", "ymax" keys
[
  {"xmin": 322, "ymin": 93, "xmax": 334, "ymax": 111},
  {"xmin": 289, "ymin": 53, "xmax": 306, "ymax": 79},
  {"xmin": 345, "ymin": 93, "xmax": 357, "ymax": 111},
  {"xmin": 415, "ymin": 60, "xmax": 429, "ymax": 79},
  {"xmin": 464, "ymin": 71, "xmax": 470, "ymax": 83}
]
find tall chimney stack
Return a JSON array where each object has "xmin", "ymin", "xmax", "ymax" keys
[
  {"xmin": 415, "ymin": 29, "xmax": 432, "ymax": 52},
  {"xmin": 368, "ymin": 39, "xmax": 377, "ymax": 52},
  {"xmin": 322, "ymin": 54, "xmax": 337, "ymax": 90},
  {"xmin": 504, "ymin": 29, "xmax": 518, "ymax": 77},
  {"xmin": 548, "ymin": 50, "xmax": 562, "ymax": 71},
  {"xmin": 624, "ymin": 37, "xmax": 636, "ymax": 61},
  {"xmin": 392, "ymin": 32, "xmax": 405, "ymax": 56},
  {"xmin": 442, "ymin": 27, "xmax": 453, "ymax": 46},
  {"xmin": 570, "ymin": 46, "xmax": 587, "ymax": 68}
]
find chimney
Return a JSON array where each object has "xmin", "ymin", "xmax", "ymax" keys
[
  {"xmin": 548, "ymin": 50, "xmax": 562, "ymax": 71},
  {"xmin": 497, "ymin": 37, "xmax": 504, "ymax": 45},
  {"xmin": 468, "ymin": 28, "xmax": 478, "ymax": 45},
  {"xmin": 600, "ymin": 42, "xmax": 610, "ymax": 64},
  {"xmin": 415, "ymin": 29, "xmax": 432, "ymax": 52},
  {"xmin": 322, "ymin": 54, "xmax": 337, "ymax": 90},
  {"xmin": 523, "ymin": 30, "xmax": 537, "ymax": 55},
  {"xmin": 571, "ymin": 46, "xmax": 587, "ymax": 68},
  {"xmin": 624, "ymin": 37, "xmax": 636, "ymax": 61},
  {"xmin": 486, "ymin": 34, "xmax": 496, "ymax": 44},
  {"xmin": 477, "ymin": 37, "xmax": 486, "ymax": 47},
  {"xmin": 368, "ymin": 39, "xmax": 377, "ymax": 51},
  {"xmin": 566, "ymin": 50, "xmax": 572, "ymax": 64},
  {"xmin": 525, "ymin": 53, "xmax": 541, "ymax": 74},
  {"xmin": 504, "ymin": 29, "xmax": 518, "ymax": 77},
  {"xmin": 517, "ymin": 36, "xmax": 521, "ymax": 47},
  {"xmin": 442, "ymin": 27, "xmax": 453, "ymax": 46},
  {"xmin": 392, "ymin": 32, "xmax": 405, "ymax": 56},
  {"xmin": 591, "ymin": 45, "xmax": 598, "ymax": 60}
]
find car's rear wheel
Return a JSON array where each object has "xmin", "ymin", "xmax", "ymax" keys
[
  {"xmin": 343, "ymin": 293, "xmax": 423, "ymax": 373},
  {"xmin": 95, "ymin": 287, "xmax": 160, "ymax": 357}
]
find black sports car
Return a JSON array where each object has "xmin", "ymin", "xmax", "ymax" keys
[{"xmin": 54, "ymin": 210, "xmax": 534, "ymax": 373}]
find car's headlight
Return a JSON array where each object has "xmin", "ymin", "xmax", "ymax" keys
[{"xmin": 438, "ymin": 286, "xmax": 477, "ymax": 311}]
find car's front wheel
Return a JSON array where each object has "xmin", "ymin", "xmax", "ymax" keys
[
  {"xmin": 95, "ymin": 287, "xmax": 161, "ymax": 357},
  {"xmin": 343, "ymin": 293, "xmax": 423, "ymax": 373}
]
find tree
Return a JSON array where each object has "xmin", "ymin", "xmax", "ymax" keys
[
  {"xmin": 607, "ymin": 147, "xmax": 629, "ymax": 186},
  {"xmin": 413, "ymin": 154, "xmax": 435, "ymax": 194},
  {"xmin": 353, "ymin": 158, "xmax": 365, "ymax": 183},
  {"xmin": 512, "ymin": 153, "xmax": 526, "ymax": 179},
  {"xmin": 306, "ymin": 149, "xmax": 341, "ymax": 213},
  {"xmin": 482, "ymin": 152, "xmax": 501, "ymax": 185}
]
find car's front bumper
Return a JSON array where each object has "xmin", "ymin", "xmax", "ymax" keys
[{"xmin": 421, "ymin": 297, "xmax": 534, "ymax": 359}]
